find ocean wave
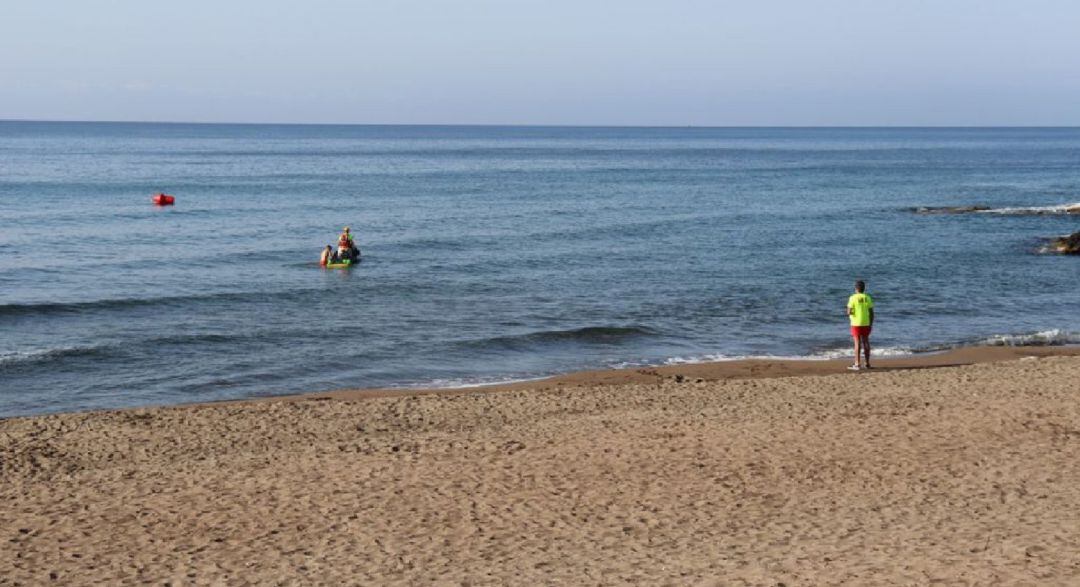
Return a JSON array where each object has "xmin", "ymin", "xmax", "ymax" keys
[
  {"xmin": 912, "ymin": 202, "xmax": 1080, "ymax": 215},
  {"xmin": 0, "ymin": 296, "xmax": 198, "ymax": 318},
  {"xmin": 771, "ymin": 330, "xmax": 1079, "ymax": 359},
  {"xmin": 972, "ymin": 329, "xmax": 1080, "ymax": 346},
  {"xmin": 461, "ymin": 326, "xmax": 657, "ymax": 350},
  {"xmin": 396, "ymin": 375, "xmax": 550, "ymax": 390},
  {"xmin": 0, "ymin": 288, "xmax": 323, "ymax": 319},
  {"xmin": 0, "ymin": 345, "xmax": 109, "ymax": 367},
  {"xmin": 621, "ymin": 329, "xmax": 1080, "ymax": 368},
  {"xmin": 800, "ymin": 346, "xmax": 918, "ymax": 360},
  {"xmin": 0, "ymin": 328, "xmax": 317, "ymax": 370},
  {"xmin": 637, "ymin": 345, "xmax": 918, "ymax": 367}
]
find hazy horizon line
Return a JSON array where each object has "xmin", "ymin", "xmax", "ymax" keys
[{"xmin": 3, "ymin": 118, "xmax": 1079, "ymax": 130}]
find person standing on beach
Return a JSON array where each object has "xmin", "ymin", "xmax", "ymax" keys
[{"xmin": 847, "ymin": 280, "xmax": 874, "ymax": 371}]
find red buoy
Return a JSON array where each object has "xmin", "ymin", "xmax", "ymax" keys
[{"xmin": 152, "ymin": 193, "xmax": 175, "ymax": 206}]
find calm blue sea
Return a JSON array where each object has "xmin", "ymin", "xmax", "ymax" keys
[{"xmin": 2, "ymin": 122, "xmax": 1078, "ymax": 417}]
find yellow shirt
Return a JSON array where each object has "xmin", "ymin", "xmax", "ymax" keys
[{"xmin": 847, "ymin": 293, "xmax": 874, "ymax": 327}]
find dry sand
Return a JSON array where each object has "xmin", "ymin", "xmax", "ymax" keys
[{"xmin": 3, "ymin": 347, "xmax": 1080, "ymax": 585}]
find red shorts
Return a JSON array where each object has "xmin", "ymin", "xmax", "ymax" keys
[{"xmin": 850, "ymin": 325, "xmax": 872, "ymax": 338}]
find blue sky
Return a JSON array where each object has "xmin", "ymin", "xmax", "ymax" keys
[{"xmin": 2, "ymin": 0, "xmax": 1077, "ymax": 125}]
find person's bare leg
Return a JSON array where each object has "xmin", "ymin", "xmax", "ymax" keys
[
  {"xmin": 861, "ymin": 334, "xmax": 871, "ymax": 368},
  {"xmin": 852, "ymin": 334, "xmax": 862, "ymax": 368}
]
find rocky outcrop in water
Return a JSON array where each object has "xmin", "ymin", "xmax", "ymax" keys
[
  {"xmin": 1046, "ymin": 232, "xmax": 1080, "ymax": 255},
  {"xmin": 913, "ymin": 204, "xmax": 1080, "ymax": 215},
  {"xmin": 912, "ymin": 205, "xmax": 992, "ymax": 214}
]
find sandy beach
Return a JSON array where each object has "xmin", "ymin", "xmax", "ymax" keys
[{"xmin": 3, "ymin": 346, "xmax": 1080, "ymax": 585}]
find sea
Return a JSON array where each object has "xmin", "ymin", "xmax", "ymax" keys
[{"xmin": 2, "ymin": 122, "xmax": 1078, "ymax": 417}]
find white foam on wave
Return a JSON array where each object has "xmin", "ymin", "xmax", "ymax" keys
[
  {"xmin": 0, "ymin": 346, "xmax": 97, "ymax": 366},
  {"xmin": 396, "ymin": 375, "xmax": 550, "ymax": 390},
  {"xmin": 607, "ymin": 355, "xmax": 771, "ymax": 369},
  {"xmin": 608, "ymin": 346, "xmax": 920, "ymax": 369},
  {"xmin": 621, "ymin": 331, "xmax": 1080, "ymax": 370},
  {"xmin": 803, "ymin": 346, "xmax": 918, "ymax": 360},
  {"xmin": 0, "ymin": 350, "xmax": 39, "ymax": 366},
  {"xmin": 978, "ymin": 201, "xmax": 1080, "ymax": 215},
  {"xmin": 974, "ymin": 329, "xmax": 1080, "ymax": 347}
]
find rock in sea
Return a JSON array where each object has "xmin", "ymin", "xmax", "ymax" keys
[
  {"xmin": 1048, "ymin": 232, "xmax": 1080, "ymax": 255},
  {"xmin": 913, "ymin": 205, "xmax": 992, "ymax": 214}
]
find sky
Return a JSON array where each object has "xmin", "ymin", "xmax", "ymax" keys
[{"xmin": 2, "ymin": 0, "xmax": 1078, "ymax": 125}]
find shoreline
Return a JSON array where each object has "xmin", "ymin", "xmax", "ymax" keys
[
  {"xmin": 268, "ymin": 342, "xmax": 1080, "ymax": 406},
  {"xmin": 2, "ymin": 344, "xmax": 1078, "ymax": 421}
]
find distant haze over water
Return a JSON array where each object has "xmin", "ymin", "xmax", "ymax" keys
[
  {"xmin": 4, "ymin": 1, "xmax": 1080, "ymax": 126},
  {"xmin": 1, "ymin": 122, "xmax": 1079, "ymax": 417}
]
